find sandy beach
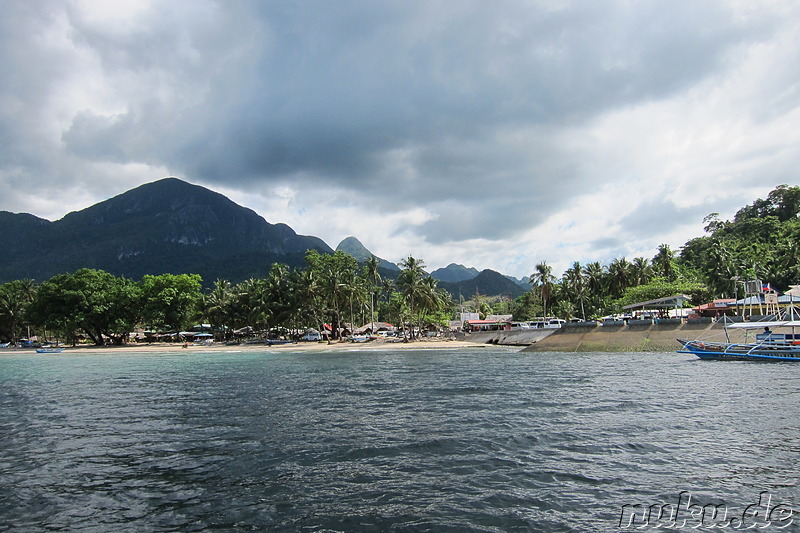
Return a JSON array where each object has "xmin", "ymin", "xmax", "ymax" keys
[{"xmin": 8, "ymin": 337, "xmax": 494, "ymax": 355}]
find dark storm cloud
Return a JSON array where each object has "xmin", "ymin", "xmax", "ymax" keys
[
  {"xmin": 0, "ymin": 2, "xmax": 78, "ymax": 184},
  {"xmin": 57, "ymin": 1, "xmax": 768, "ymax": 205},
  {"xmin": 1, "ymin": 0, "xmax": 794, "ymax": 275},
  {"xmin": 170, "ymin": 0, "xmax": 760, "ymax": 191}
]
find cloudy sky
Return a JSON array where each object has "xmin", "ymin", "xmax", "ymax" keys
[{"xmin": 1, "ymin": 0, "xmax": 797, "ymax": 278}]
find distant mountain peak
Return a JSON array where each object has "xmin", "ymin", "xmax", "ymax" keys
[
  {"xmin": 336, "ymin": 236, "xmax": 371, "ymax": 260},
  {"xmin": 430, "ymin": 263, "xmax": 480, "ymax": 283},
  {"xmin": 437, "ymin": 268, "xmax": 526, "ymax": 299},
  {"xmin": 336, "ymin": 236, "xmax": 400, "ymax": 271}
]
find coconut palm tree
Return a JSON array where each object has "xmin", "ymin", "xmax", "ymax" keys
[
  {"xmin": 562, "ymin": 261, "xmax": 587, "ymax": 320},
  {"xmin": 398, "ymin": 255, "xmax": 426, "ymax": 338},
  {"xmin": 581, "ymin": 261, "xmax": 607, "ymax": 317},
  {"xmin": 530, "ymin": 261, "xmax": 555, "ymax": 318},
  {"xmin": 204, "ymin": 279, "xmax": 234, "ymax": 339},
  {"xmin": 652, "ymin": 244, "xmax": 676, "ymax": 281},
  {"xmin": 0, "ymin": 279, "xmax": 37, "ymax": 344},
  {"xmin": 289, "ymin": 268, "xmax": 316, "ymax": 329},
  {"xmin": 236, "ymin": 278, "xmax": 269, "ymax": 332},
  {"xmin": 341, "ymin": 269, "xmax": 367, "ymax": 335},
  {"xmin": 630, "ymin": 257, "xmax": 653, "ymax": 287},
  {"xmin": 607, "ymin": 257, "xmax": 632, "ymax": 299},
  {"xmin": 363, "ymin": 255, "xmax": 381, "ymax": 330}
]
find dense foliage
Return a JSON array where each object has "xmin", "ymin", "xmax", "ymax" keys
[
  {"xmin": 679, "ymin": 185, "xmax": 800, "ymax": 297},
  {"xmin": 2, "ymin": 252, "xmax": 452, "ymax": 344},
  {"xmin": 1, "ymin": 185, "xmax": 796, "ymax": 344},
  {"xmin": 508, "ymin": 185, "xmax": 799, "ymax": 320}
]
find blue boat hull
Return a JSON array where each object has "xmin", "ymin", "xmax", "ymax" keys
[{"xmin": 678, "ymin": 339, "xmax": 800, "ymax": 362}]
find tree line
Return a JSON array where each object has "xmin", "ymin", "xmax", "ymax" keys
[
  {"xmin": 0, "ymin": 251, "xmax": 453, "ymax": 346},
  {"xmin": 1, "ymin": 185, "xmax": 796, "ymax": 345},
  {"xmin": 513, "ymin": 185, "xmax": 799, "ymax": 320}
]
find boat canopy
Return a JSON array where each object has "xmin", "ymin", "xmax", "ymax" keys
[{"xmin": 726, "ymin": 321, "xmax": 800, "ymax": 329}]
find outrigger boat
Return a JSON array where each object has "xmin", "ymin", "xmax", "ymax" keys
[
  {"xmin": 678, "ymin": 315, "xmax": 800, "ymax": 361},
  {"xmin": 36, "ymin": 347, "xmax": 65, "ymax": 354}
]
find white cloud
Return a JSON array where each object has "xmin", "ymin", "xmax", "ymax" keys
[{"xmin": 1, "ymin": 0, "xmax": 798, "ymax": 280}]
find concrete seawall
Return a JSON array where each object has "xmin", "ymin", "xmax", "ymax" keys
[
  {"xmin": 459, "ymin": 329, "xmax": 558, "ymax": 346},
  {"xmin": 518, "ymin": 320, "xmax": 743, "ymax": 352}
]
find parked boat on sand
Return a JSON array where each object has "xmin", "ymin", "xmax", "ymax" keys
[{"xmin": 36, "ymin": 347, "xmax": 65, "ymax": 354}]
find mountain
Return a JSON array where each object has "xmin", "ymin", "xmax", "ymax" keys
[
  {"xmin": 0, "ymin": 178, "xmax": 333, "ymax": 285},
  {"xmin": 430, "ymin": 263, "xmax": 479, "ymax": 283},
  {"xmin": 438, "ymin": 269, "xmax": 526, "ymax": 300},
  {"xmin": 335, "ymin": 236, "xmax": 400, "ymax": 272},
  {"xmin": 506, "ymin": 274, "xmax": 531, "ymax": 290}
]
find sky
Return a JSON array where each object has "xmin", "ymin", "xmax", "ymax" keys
[{"xmin": 1, "ymin": 0, "xmax": 798, "ymax": 279}]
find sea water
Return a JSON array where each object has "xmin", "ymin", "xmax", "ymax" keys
[{"xmin": 1, "ymin": 347, "xmax": 798, "ymax": 532}]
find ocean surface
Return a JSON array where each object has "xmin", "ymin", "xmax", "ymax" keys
[{"xmin": 1, "ymin": 347, "xmax": 798, "ymax": 532}]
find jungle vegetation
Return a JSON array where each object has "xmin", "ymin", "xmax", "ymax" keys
[{"xmin": 1, "ymin": 185, "xmax": 797, "ymax": 344}]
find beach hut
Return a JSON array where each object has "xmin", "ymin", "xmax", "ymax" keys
[
  {"xmin": 692, "ymin": 299, "xmax": 737, "ymax": 318},
  {"xmin": 354, "ymin": 322, "xmax": 396, "ymax": 335}
]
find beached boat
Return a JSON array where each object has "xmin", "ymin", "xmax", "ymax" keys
[
  {"xmin": 36, "ymin": 347, "xmax": 65, "ymax": 354},
  {"xmin": 266, "ymin": 339, "xmax": 295, "ymax": 346},
  {"xmin": 678, "ymin": 318, "xmax": 800, "ymax": 361}
]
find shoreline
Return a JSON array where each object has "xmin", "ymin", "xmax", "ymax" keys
[{"xmin": 2, "ymin": 337, "xmax": 494, "ymax": 355}]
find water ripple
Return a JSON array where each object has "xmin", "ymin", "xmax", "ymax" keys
[{"xmin": 1, "ymin": 349, "xmax": 798, "ymax": 531}]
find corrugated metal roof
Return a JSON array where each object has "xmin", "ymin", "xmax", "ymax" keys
[{"xmin": 622, "ymin": 294, "xmax": 691, "ymax": 310}]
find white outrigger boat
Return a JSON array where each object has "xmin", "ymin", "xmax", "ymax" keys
[
  {"xmin": 678, "ymin": 314, "xmax": 800, "ymax": 361},
  {"xmin": 36, "ymin": 347, "xmax": 65, "ymax": 354}
]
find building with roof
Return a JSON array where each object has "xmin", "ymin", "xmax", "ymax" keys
[{"xmin": 622, "ymin": 294, "xmax": 692, "ymax": 318}]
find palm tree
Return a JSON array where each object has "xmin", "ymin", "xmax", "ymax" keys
[
  {"xmin": 416, "ymin": 276, "xmax": 443, "ymax": 334},
  {"xmin": 363, "ymin": 255, "xmax": 381, "ymax": 330},
  {"xmin": 0, "ymin": 279, "xmax": 37, "ymax": 344},
  {"xmin": 607, "ymin": 257, "xmax": 632, "ymax": 299},
  {"xmin": 264, "ymin": 263, "xmax": 294, "ymax": 335},
  {"xmin": 652, "ymin": 244, "xmax": 676, "ymax": 281},
  {"xmin": 530, "ymin": 261, "xmax": 555, "ymax": 318},
  {"xmin": 237, "ymin": 278, "xmax": 269, "ymax": 332},
  {"xmin": 398, "ymin": 255, "xmax": 426, "ymax": 338},
  {"xmin": 308, "ymin": 250, "xmax": 359, "ymax": 340},
  {"xmin": 292, "ymin": 268, "xmax": 321, "ymax": 332},
  {"xmin": 630, "ymin": 257, "xmax": 653, "ymax": 287},
  {"xmin": 381, "ymin": 278, "xmax": 396, "ymax": 304},
  {"xmin": 341, "ymin": 269, "xmax": 367, "ymax": 335},
  {"xmin": 563, "ymin": 261, "xmax": 586, "ymax": 320},
  {"xmin": 204, "ymin": 279, "xmax": 234, "ymax": 339},
  {"xmin": 583, "ymin": 261, "xmax": 605, "ymax": 299}
]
